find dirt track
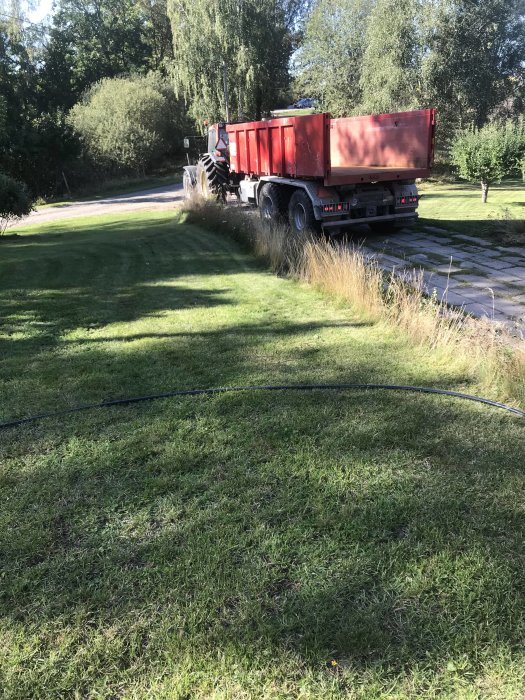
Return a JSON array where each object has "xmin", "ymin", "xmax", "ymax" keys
[{"xmin": 9, "ymin": 182, "xmax": 185, "ymax": 229}]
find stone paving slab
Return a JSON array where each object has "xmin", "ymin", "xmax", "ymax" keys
[
  {"xmin": 434, "ymin": 264, "xmax": 462, "ymax": 274},
  {"xmin": 453, "ymin": 234, "xmax": 491, "ymax": 245},
  {"xmin": 358, "ymin": 226, "xmax": 525, "ymax": 329},
  {"xmin": 424, "ymin": 226, "xmax": 454, "ymax": 235},
  {"xmin": 466, "ymin": 258, "xmax": 514, "ymax": 271}
]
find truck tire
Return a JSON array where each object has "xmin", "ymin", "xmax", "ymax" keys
[
  {"xmin": 196, "ymin": 154, "xmax": 228, "ymax": 201},
  {"xmin": 183, "ymin": 166, "xmax": 197, "ymax": 199},
  {"xmin": 259, "ymin": 183, "xmax": 285, "ymax": 225},
  {"xmin": 288, "ymin": 190, "xmax": 319, "ymax": 235}
]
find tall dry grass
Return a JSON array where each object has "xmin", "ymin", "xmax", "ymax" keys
[{"xmin": 179, "ymin": 195, "xmax": 525, "ymax": 408}]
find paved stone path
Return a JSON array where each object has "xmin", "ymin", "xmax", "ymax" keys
[{"xmin": 359, "ymin": 225, "xmax": 525, "ymax": 332}]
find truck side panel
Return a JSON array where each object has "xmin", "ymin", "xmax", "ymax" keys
[
  {"xmin": 228, "ymin": 114, "xmax": 326, "ymax": 178},
  {"xmin": 227, "ymin": 109, "xmax": 435, "ymax": 185},
  {"xmin": 326, "ymin": 109, "xmax": 435, "ymax": 186}
]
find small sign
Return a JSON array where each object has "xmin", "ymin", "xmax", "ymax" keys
[{"xmin": 183, "ymin": 138, "xmax": 190, "ymax": 149}]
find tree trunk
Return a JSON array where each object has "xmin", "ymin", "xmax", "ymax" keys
[{"xmin": 481, "ymin": 181, "xmax": 489, "ymax": 203}]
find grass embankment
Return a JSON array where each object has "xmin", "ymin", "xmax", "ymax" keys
[
  {"xmin": 418, "ymin": 179, "xmax": 525, "ymax": 240},
  {"xmin": 1, "ymin": 212, "xmax": 525, "ymax": 698}
]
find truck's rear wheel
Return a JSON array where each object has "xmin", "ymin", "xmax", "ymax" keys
[
  {"xmin": 259, "ymin": 183, "xmax": 285, "ymax": 225},
  {"xmin": 288, "ymin": 190, "xmax": 319, "ymax": 235}
]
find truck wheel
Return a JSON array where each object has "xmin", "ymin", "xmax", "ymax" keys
[
  {"xmin": 196, "ymin": 155, "xmax": 228, "ymax": 201},
  {"xmin": 288, "ymin": 190, "xmax": 319, "ymax": 235},
  {"xmin": 259, "ymin": 183, "xmax": 285, "ymax": 224}
]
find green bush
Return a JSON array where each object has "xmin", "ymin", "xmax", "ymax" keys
[
  {"xmin": 0, "ymin": 173, "xmax": 34, "ymax": 233},
  {"xmin": 68, "ymin": 74, "xmax": 186, "ymax": 174},
  {"xmin": 451, "ymin": 120, "xmax": 525, "ymax": 203}
]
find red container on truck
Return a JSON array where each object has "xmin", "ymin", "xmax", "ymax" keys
[{"xmin": 183, "ymin": 108, "xmax": 436, "ymax": 234}]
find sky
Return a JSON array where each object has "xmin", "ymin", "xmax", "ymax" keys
[{"xmin": 27, "ymin": 0, "xmax": 53, "ymax": 23}]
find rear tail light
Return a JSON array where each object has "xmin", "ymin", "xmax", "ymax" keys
[
  {"xmin": 398, "ymin": 195, "xmax": 418, "ymax": 205},
  {"xmin": 322, "ymin": 202, "xmax": 349, "ymax": 215}
]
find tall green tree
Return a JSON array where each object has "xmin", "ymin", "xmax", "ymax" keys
[
  {"xmin": 359, "ymin": 0, "xmax": 421, "ymax": 115},
  {"xmin": 42, "ymin": 0, "xmax": 149, "ymax": 108},
  {"xmin": 168, "ymin": 0, "xmax": 301, "ymax": 122},
  {"xmin": 422, "ymin": 0, "xmax": 525, "ymax": 131},
  {"xmin": 451, "ymin": 120, "xmax": 525, "ymax": 202},
  {"xmin": 294, "ymin": 0, "xmax": 371, "ymax": 116}
]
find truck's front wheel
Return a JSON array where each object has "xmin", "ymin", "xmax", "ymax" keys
[
  {"xmin": 288, "ymin": 190, "xmax": 319, "ymax": 235},
  {"xmin": 196, "ymin": 156, "xmax": 227, "ymax": 201}
]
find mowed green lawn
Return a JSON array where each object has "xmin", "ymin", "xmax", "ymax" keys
[
  {"xmin": 1, "ymin": 212, "xmax": 524, "ymax": 699},
  {"xmin": 418, "ymin": 179, "xmax": 525, "ymax": 236}
]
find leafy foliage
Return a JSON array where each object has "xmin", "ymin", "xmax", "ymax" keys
[
  {"xmin": 168, "ymin": 0, "xmax": 302, "ymax": 122},
  {"xmin": 359, "ymin": 0, "xmax": 421, "ymax": 115},
  {"xmin": 0, "ymin": 22, "xmax": 81, "ymax": 196},
  {"xmin": 0, "ymin": 0, "xmax": 179, "ymax": 197},
  {"xmin": 422, "ymin": 0, "xmax": 525, "ymax": 132},
  {"xmin": 0, "ymin": 172, "xmax": 33, "ymax": 232},
  {"xmin": 68, "ymin": 74, "xmax": 186, "ymax": 173},
  {"xmin": 294, "ymin": 0, "xmax": 370, "ymax": 116},
  {"xmin": 451, "ymin": 120, "xmax": 525, "ymax": 202},
  {"xmin": 41, "ymin": 0, "xmax": 172, "ymax": 110}
]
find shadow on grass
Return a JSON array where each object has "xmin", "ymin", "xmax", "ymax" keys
[
  {"xmin": 0, "ymin": 216, "xmax": 250, "ymax": 361},
  {"xmin": 1, "ymin": 213, "xmax": 523, "ymax": 692},
  {"xmin": 0, "ymin": 386, "xmax": 523, "ymax": 681}
]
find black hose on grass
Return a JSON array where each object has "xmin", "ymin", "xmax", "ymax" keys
[{"xmin": 0, "ymin": 384, "xmax": 524, "ymax": 431}]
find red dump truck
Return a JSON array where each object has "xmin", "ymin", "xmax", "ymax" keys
[{"xmin": 183, "ymin": 108, "xmax": 436, "ymax": 234}]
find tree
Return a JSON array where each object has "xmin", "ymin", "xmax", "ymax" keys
[
  {"xmin": 41, "ymin": 0, "xmax": 151, "ymax": 109},
  {"xmin": 359, "ymin": 0, "xmax": 421, "ymax": 115},
  {"xmin": 168, "ymin": 0, "xmax": 301, "ymax": 123},
  {"xmin": 68, "ymin": 74, "xmax": 186, "ymax": 173},
  {"xmin": 451, "ymin": 120, "xmax": 525, "ymax": 202},
  {"xmin": 0, "ymin": 18, "xmax": 81, "ymax": 196},
  {"xmin": 422, "ymin": 0, "xmax": 525, "ymax": 133},
  {"xmin": 0, "ymin": 172, "xmax": 33, "ymax": 233},
  {"xmin": 294, "ymin": 0, "xmax": 371, "ymax": 116}
]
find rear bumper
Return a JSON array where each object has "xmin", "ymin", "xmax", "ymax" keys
[{"xmin": 321, "ymin": 212, "xmax": 417, "ymax": 229}]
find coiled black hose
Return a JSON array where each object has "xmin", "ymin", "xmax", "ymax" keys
[{"xmin": 0, "ymin": 383, "xmax": 523, "ymax": 430}]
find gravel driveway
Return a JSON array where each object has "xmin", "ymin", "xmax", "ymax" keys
[{"xmin": 9, "ymin": 182, "xmax": 185, "ymax": 229}]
